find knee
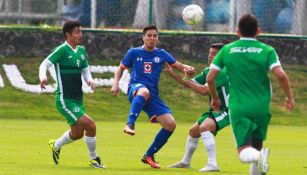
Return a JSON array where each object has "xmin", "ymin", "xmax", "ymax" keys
[
  {"xmin": 70, "ymin": 131, "xmax": 84, "ymax": 140},
  {"xmin": 165, "ymin": 121, "xmax": 176, "ymax": 132},
  {"xmin": 138, "ymin": 88, "xmax": 150, "ymax": 100},
  {"xmin": 199, "ymin": 119, "xmax": 216, "ymax": 133},
  {"xmin": 189, "ymin": 126, "xmax": 200, "ymax": 138},
  {"xmin": 87, "ymin": 120, "xmax": 96, "ymax": 133}
]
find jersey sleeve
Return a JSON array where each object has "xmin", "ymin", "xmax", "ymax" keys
[
  {"xmin": 121, "ymin": 48, "xmax": 134, "ymax": 68},
  {"xmin": 211, "ymin": 47, "xmax": 225, "ymax": 71},
  {"xmin": 215, "ymin": 68, "xmax": 228, "ymax": 87},
  {"xmin": 267, "ymin": 47, "xmax": 281, "ymax": 70},
  {"xmin": 193, "ymin": 68, "xmax": 209, "ymax": 85},
  {"xmin": 161, "ymin": 49, "xmax": 176, "ymax": 65},
  {"xmin": 47, "ymin": 46, "xmax": 64, "ymax": 64}
]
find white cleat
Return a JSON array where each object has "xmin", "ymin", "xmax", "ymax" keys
[
  {"xmin": 167, "ymin": 162, "xmax": 191, "ymax": 168},
  {"xmin": 258, "ymin": 148, "xmax": 270, "ymax": 174},
  {"xmin": 199, "ymin": 164, "xmax": 220, "ymax": 172}
]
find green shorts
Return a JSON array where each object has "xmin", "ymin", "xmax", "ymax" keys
[
  {"xmin": 56, "ymin": 97, "xmax": 85, "ymax": 126},
  {"xmin": 229, "ymin": 109, "xmax": 271, "ymax": 148},
  {"xmin": 197, "ymin": 110, "xmax": 230, "ymax": 135}
]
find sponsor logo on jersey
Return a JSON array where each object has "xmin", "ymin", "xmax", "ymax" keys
[
  {"xmin": 81, "ymin": 55, "xmax": 85, "ymax": 60},
  {"xmin": 153, "ymin": 57, "xmax": 160, "ymax": 63},
  {"xmin": 73, "ymin": 107, "xmax": 80, "ymax": 113},
  {"xmin": 229, "ymin": 47, "xmax": 263, "ymax": 54},
  {"xmin": 68, "ymin": 55, "xmax": 72, "ymax": 59},
  {"xmin": 144, "ymin": 62, "xmax": 152, "ymax": 74},
  {"xmin": 137, "ymin": 57, "xmax": 143, "ymax": 61}
]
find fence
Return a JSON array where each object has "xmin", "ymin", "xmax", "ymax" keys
[{"xmin": 0, "ymin": 0, "xmax": 306, "ymax": 35}]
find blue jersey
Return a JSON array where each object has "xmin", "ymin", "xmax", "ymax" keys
[{"xmin": 122, "ymin": 46, "xmax": 176, "ymax": 94}]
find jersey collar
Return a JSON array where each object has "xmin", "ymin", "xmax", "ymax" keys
[
  {"xmin": 240, "ymin": 37, "xmax": 257, "ymax": 41},
  {"xmin": 142, "ymin": 45, "xmax": 157, "ymax": 52},
  {"xmin": 64, "ymin": 41, "xmax": 78, "ymax": 53}
]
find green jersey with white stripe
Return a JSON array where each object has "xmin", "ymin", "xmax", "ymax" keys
[
  {"xmin": 193, "ymin": 67, "xmax": 229, "ymax": 111},
  {"xmin": 211, "ymin": 38, "xmax": 281, "ymax": 112},
  {"xmin": 47, "ymin": 41, "xmax": 89, "ymax": 100}
]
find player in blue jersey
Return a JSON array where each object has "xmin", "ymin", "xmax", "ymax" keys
[{"xmin": 111, "ymin": 25, "xmax": 195, "ymax": 169}]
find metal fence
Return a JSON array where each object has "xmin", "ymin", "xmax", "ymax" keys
[{"xmin": 0, "ymin": 0, "xmax": 306, "ymax": 35}]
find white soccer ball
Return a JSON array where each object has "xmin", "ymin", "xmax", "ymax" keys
[{"xmin": 182, "ymin": 4, "xmax": 204, "ymax": 26}]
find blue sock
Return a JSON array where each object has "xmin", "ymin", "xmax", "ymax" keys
[
  {"xmin": 127, "ymin": 95, "xmax": 145, "ymax": 125},
  {"xmin": 145, "ymin": 128, "xmax": 173, "ymax": 156}
]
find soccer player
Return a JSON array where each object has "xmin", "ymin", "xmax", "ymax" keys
[
  {"xmin": 111, "ymin": 25, "xmax": 195, "ymax": 169},
  {"xmin": 166, "ymin": 43, "xmax": 229, "ymax": 172},
  {"xmin": 39, "ymin": 20, "xmax": 105, "ymax": 169},
  {"xmin": 207, "ymin": 14, "xmax": 295, "ymax": 175}
]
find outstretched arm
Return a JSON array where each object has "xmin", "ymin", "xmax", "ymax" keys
[
  {"xmin": 111, "ymin": 63, "xmax": 126, "ymax": 96},
  {"xmin": 39, "ymin": 58, "xmax": 53, "ymax": 90},
  {"xmin": 271, "ymin": 66, "xmax": 295, "ymax": 110},
  {"xmin": 171, "ymin": 61, "xmax": 195, "ymax": 75}
]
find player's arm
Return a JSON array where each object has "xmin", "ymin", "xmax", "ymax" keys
[
  {"xmin": 271, "ymin": 66, "xmax": 295, "ymax": 110},
  {"xmin": 111, "ymin": 63, "xmax": 126, "ymax": 96},
  {"xmin": 39, "ymin": 58, "xmax": 53, "ymax": 90},
  {"xmin": 82, "ymin": 67, "xmax": 95, "ymax": 90},
  {"xmin": 171, "ymin": 61, "xmax": 195, "ymax": 75},
  {"xmin": 164, "ymin": 64, "xmax": 189, "ymax": 87},
  {"xmin": 206, "ymin": 68, "xmax": 221, "ymax": 111}
]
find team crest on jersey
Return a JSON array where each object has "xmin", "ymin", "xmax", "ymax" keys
[
  {"xmin": 73, "ymin": 107, "xmax": 80, "ymax": 113},
  {"xmin": 153, "ymin": 57, "xmax": 160, "ymax": 63},
  {"xmin": 144, "ymin": 62, "xmax": 152, "ymax": 74}
]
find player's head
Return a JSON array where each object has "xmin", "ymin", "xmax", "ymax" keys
[
  {"xmin": 142, "ymin": 25, "xmax": 159, "ymax": 51},
  {"xmin": 63, "ymin": 20, "xmax": 82, "ymax": 45},
  {"xmin": 208, "ymin": 43, "xmax": 224, "ymax": 65},
  {"xmin": 237, "ymin": 14, "xmax": 260, "ymax": 37}
]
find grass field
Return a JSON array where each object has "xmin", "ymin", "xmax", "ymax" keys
[{"xmin": 1, "ymin": 119, "xmax": 307, "ymax": 175}]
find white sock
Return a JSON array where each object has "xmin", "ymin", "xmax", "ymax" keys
[
  {"xmin": 201, "ymin": 131, "xmax": 217, "ymax": 166},
  {"xmin": 54, "ymin": 130, "xmax": 74, "ymax": 151},
  {"xmin": 239, "ymin": 147, "xmax": 260, "ymax": 163},
  {"xmin": 250, "ymin": 162, "xmax": 260, "ymax": 175},
  {"xmin": 181, "ymin": 135, "xmax": 199, "ymax": 165},
  {"xmin": 85, "ymin": 136, "xmax": 98, "ymax": 160}
]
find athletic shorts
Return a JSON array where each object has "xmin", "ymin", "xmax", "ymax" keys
[
  {"xmin": 55, "ymin": 97, "xmax": 85, "ymax": 126},
  {"xmin": 229, "ymin": 108, "xmax": 271, "ymax": 148},
  {"xmin": 128, "ymin": 83, "xmax": 172, "ymax": 123},
  {"xmin": 197, "ymin": 110, "xmax": 230, "ymax": 135}
]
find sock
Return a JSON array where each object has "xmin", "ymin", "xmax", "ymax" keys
[
  {"xmin": 201, "ymin": 131, "xmax": 217, "ymax": 166},
  {"xmin": 85, "ymin": 136, "xmax": 99, "ymax": 160},
  {"xmin": 250, "ymin": 162, "xmax": 260, "ymax": 175},
  {"xmin": 54, "ymin": 130, "xmax": 74, "ymax": 151},
  {"xmin": 145, "ymin": 128, "xmax": 173, "ymax": 156},
  {"xmin": 181, "ymin": 135, "xmax": 199, "ymax": 165},
  {"xmin": 239, "ymin": 147, "xmax": 260, "ymax": 163},
  {"xmin": 127, "ymin": 95, "xmax": 145, "ymax": 125}
]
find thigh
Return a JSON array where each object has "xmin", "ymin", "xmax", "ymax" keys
[
  {"xmin": 143, "ymin": 96, "xmax": 172, "ymax": 123},
  {"xmin": 56, "ymin": 98, "xmax": 85, "ymax": 126}
]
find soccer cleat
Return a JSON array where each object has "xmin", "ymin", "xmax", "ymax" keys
[
  {"xmin": 48, "ymin": 139, "xmax": 60, "ymax": 164},
  {"xmin": 124, "ymin": 124, "xmax": 136, "ymax": 136},
  {"xmin": 199, "ymin": 164, "xmax": 220, "ymax": 172},
  {"xmin": 258, "ymin": 148, "xmax": 270, "ymax": 174},
  {"xmin": 89, "ymin": 157, "xmax": 106, "ymax": 169},
  {"xmin": 141, "ymin": 155, "xmax": 161, "ymax": 168},
  {"xmin": 167, "ymin": 161, "xmax": 191, "ymax": 168}
]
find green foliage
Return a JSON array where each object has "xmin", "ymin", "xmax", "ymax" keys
[
  {"xmin": 0, "ymin": 119, "xmax": 307, "ymax": 175},
  {"xmin": 0, "ymin": 57, "xmax": 306, "ymax": 125}
]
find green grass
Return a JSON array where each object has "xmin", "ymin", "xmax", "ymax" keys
[
  {"xmin": 0, "ymin": 57, "xmax": 306, "ymax": 125},
  {"xmin": 0, "ymin": 119, "xmax": 307, "ymax": 175}
]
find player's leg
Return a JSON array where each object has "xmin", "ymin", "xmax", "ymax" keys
[
  {"xmin": 249, "ymin": 138, "xmax": 263, "ymax": 175},
  {"xmin": 168, "ymin": 122, "xmax": 200, "ymax": 168},
  {"xmin": 142, "ymin": 113, "xmax": 176, "ymax": 168},
  {"xmin": 76, "ymin": 114, "xmax": 106, "ymax": 169},
  {"xmin": 124, "ymin": 84, "xmax": 150, "ymax": 135}
]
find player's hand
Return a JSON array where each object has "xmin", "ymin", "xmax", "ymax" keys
[
  {"xmin": 284, "ymin": 97, "xmax": 295, "ymax": 111},
  {"xmin": 87, "ymin": 81, "xmax": 95, "ymax": 90},
  {"xmin": 210, "ymin": 97, "xmax": 221, "ymax": 112},
  {"xmin": 40, "ymin": 78, "xmax": 47, "ymax": 91},
  {"xmin": 183, "ymin": 65, "xmax": 195, "ymax": 75},
  {"xmin": 111, "ymin": 83, "xmax": 119, "ymax": 96}
]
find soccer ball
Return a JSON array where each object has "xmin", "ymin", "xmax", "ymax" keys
[{"xmin": 182, "ymin": 4, "xmax": 204, "ymax": 26}]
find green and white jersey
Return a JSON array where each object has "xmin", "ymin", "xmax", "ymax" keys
[
  {"xmin": 47, "ymin": 41, "xmax": 89, "ymax": 100},
  {"xmin": 211, "ymin": 37, "xmax": 281, "ymax": 112},
  {"xmin": 193, "ymin": 67, "xmax": 229, "ymax": 111}
]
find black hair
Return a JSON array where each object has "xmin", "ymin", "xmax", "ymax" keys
[
  {"xmin": 143, "ymin": 25, "xmax": 158, "ymax": 35},
  {"xmin": 238, "ymin": 14, "xmax": 258, "ymax": 37},
  {"xmin": 210, "ymin": 43, "xmax": 224, "ymax": 50},
  {"xmin": 63, "ymin": 20, "xmax": 81, "ymax": 39}
]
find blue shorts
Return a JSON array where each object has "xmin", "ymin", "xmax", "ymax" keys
[{"xmin": 128, "ymin": 83, "xmax": 172, "ymax": 123}]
